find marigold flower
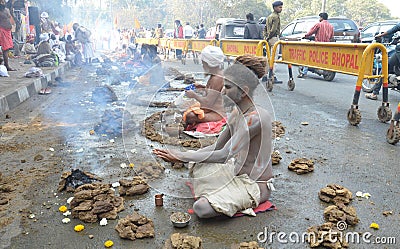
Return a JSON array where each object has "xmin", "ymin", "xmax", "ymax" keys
[
  {"xmin": 370, "ymin": 222, "xmax": 379, "ymax": 229},
  {"xmin": 59, "ymin": 205, "xmax": 68, "ymax": 213},
  {"xmin": 104, "ymin": 240, "xmax": 114, "ymax": 247},
  {"xmin": 74, "ymin": 224, "xmax": 85, "ymax": 232}
]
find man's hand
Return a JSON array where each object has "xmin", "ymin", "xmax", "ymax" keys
[
  {"xmin": 153, "ymin": 148, "xmax": 183, "ymax": 163},
  {"xmin": 185, "ymin": 90, "xmax": 196, "ymax": 99},
  {"xmin": 193, "ymin": 83, "xmax": 206, "ymax": 89}
]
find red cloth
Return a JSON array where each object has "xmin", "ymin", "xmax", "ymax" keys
[
  {"xmin": 0, "ymin": 26, "xmax": 13, "ymax": 51},
  {"xmin": 233, "ymin": 201, "xmax": 276, "ymax": 217},
  {"xmin": 305, "ymin": 20, "xmax": 334, "ymax": 42},
  {"xmin": 185, "ymin": 117, "xmax": 227, "ymax": 134}
]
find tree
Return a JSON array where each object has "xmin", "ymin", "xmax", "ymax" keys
[
  {"xmin": 345, "ymin": 0, "xmax": 391, "ymax": 27},
  {"xmin": 265, "ymin": 0, "xmax": 392, "ymax": 27}
]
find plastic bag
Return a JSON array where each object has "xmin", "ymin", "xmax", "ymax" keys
[
  {"xmin": 0, "ymin": 65, "xmax": 9, "ymax": 77},
  {"xmin": 24, "ymin": 67, "xmax": 43, "ymax": 78}
]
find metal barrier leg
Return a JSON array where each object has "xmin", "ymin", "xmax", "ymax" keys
[
  {"xmin": 193, "ymin": 51, "xmax": 199, "ymax": 64},
  {"xmin": 377, "ymin": 81, "xmax": 392, "ymax": 123},
  {"xmin": 386, "ymin": 102, "xmax": 400, "ymax": 145},
  {"xmin": 347, "ymin": 86, "xmax": 362, "ymax": 126},
  {"xmin": 287, "ymin": 64, "xmax": 295, "ymax": 91},
  {"xmin": 265, "ymin": 68, "xmax": 274, "ymax": 92}
]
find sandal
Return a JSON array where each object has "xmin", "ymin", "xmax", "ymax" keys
[
  {"xmin": 39, "ymin": 88, "xmax": 52, "ymax": 95},
  {"xmin": 297, "ymin": 73, "xmax": 307, "ymax": 78},
  {"xmin": 365, "ymin": 93, "xmax": 377, "ymax": 100}
]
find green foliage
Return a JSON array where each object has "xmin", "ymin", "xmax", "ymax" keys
[
  {"xmin": 59, "ymin": 0, "xmax": 393, "ymax": 31},
  {"xmin": 266, "ymin": 0, "xmax": 392, "ymax": 27}
]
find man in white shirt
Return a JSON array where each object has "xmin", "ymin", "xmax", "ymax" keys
[{"xmin": 183, "ymin": 22, "xmax": 194, "ymax": 39}]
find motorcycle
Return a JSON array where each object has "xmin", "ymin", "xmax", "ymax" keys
[
  {"xmin": 298, "ymin": 37, "xmax": 336, "ymax": 81},
  {"xmin": 362, "ymin": 32, "xmax": 400, "ymax": 93},
  {"xmin": 297, "ymin": 66, "xmax": 336, "ymax": 81}
]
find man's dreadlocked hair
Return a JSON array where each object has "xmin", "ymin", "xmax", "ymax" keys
[{"xmin": 234, "ymin": 55, "xmax": 268, "ymax": 79}]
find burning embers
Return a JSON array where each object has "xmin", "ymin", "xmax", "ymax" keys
[{"xmin": 58, "ymin": 169, "xmax": 101, "ymax": 192}]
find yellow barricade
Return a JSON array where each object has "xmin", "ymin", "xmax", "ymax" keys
[
  {"xmin": 219, "ymin": 39, "xmax": 269, "ymax": 57},
  {"xmin": 170, "ymin": 39, "xmax": 188, "ymax": 51},
  {"xmin": 159, "ymin": 38, "xmax": 171, "ymax": 49},
  {"xmin": 268, "ymin": 40, "xmax": 390, "ymax": 126},
  {"xmin": 276, "ymin": 42, "xmax": 372, "ymax": 76},
  {"xmin": 191, "ymin": 39, "xmax": 218, "ymax": 52},
  {"xmin": 135, "ymin": 38, "xmax": 159, "ymax": 45}
]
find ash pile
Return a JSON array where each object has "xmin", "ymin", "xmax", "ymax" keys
[{"xmin": 93, "ymin": 108, "xmax": 124, "ymax": 137}]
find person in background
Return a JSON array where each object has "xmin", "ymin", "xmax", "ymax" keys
[
  {"xmin": 72, "ymin": 22, "xmax": 95, "ymax": 64},
  {"xmin": 264, "ymin": 0, "xmax": 284, "ymax": 83},
  {"xmin": 35, "ymin": 33, "xmax": 51, "ymax": 56},
  {"xmin": 244, "ymin": 13, "xmax": 262, "ymax": 39},
  {"xmin": 21, "ymin": 36, "xmax": 37, "ymax": 55},
  {"xmin": 198, "ymin": 24, "xmax": 206, "ymax": 39},
  {"xmin": 174, "ymin": 20, "xmax": 184, "ymax": 59},
  {"xmin": 155, "ymin": 23, "xmax": 164, "ymax": 38},
  {"xmin": 297, "ymin": 12, "xmax": 334, "ymax": 78},
  {"xmin": 193, "ymin": 25, "xmax": 199, "ymax": 38},
  {"xmin": 65, "ymin": 34, "xmax": 81, "ymax": 66},
  {"xmin": 40, "ymin": 12, "xmax": 55, "ymax": 35},
  {"xmin": 183, "ymin": 45, "xmax": 227, "ymax": 129},
  {"xmin": 0, "ymin": 0, "xmax": 16, "ymax": 71},
  {"xmin": 365, "ymin": 22, "xmax": 400, "ymax": 100},
  {"xmin": 183, "ymin": 22, "xmax": 194, "ymax": 39}
]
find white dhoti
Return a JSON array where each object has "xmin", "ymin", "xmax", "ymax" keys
[{"xmin": 190, "ymin": 160, "xmax": 260, "ymax": 217}]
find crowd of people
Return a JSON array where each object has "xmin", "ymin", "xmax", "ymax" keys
[{"xmin": 0, "ymin": 2, "xmax": 96, "ymax": 73}]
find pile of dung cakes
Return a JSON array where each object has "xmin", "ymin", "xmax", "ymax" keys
[
  {"xmin": 288, "ymin": 158, "xmax": 314, "ymax": 174},
  {"xmin": 69, "ymin": 183, "xmax": 124, "ymax": 223},
  {"xmin": 306, "ymin": 184, "xmax": 359, "ymax": 249},
  {"xmin": 115, "ymin": 211, "xmax": 155, "ymax": 240}
]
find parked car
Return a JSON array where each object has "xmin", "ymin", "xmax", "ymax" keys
[
  {"xmin": 214, "ymin": 18, "xmax": 246, "ymax": 40},
  {"xmin": 280, "ymin": 16, "xmax": 361, "ymax": 43},
  {"xmin": 360, "ymin": 20, "xmax": 399, "ymax": 43}
]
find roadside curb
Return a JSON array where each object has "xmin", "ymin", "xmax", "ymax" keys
[{"xmin": 0, "ymin": 62, "xmax": 70, "ymax": 116}]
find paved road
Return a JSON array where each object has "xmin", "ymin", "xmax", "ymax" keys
[{"xmin": 1, "ymin": 57, "xmax": 398, "ymax": 249}]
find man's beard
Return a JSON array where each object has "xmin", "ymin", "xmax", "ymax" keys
[{"xmin": 223, "ymin": 91, "xmax": 242, "ymax": 108}]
